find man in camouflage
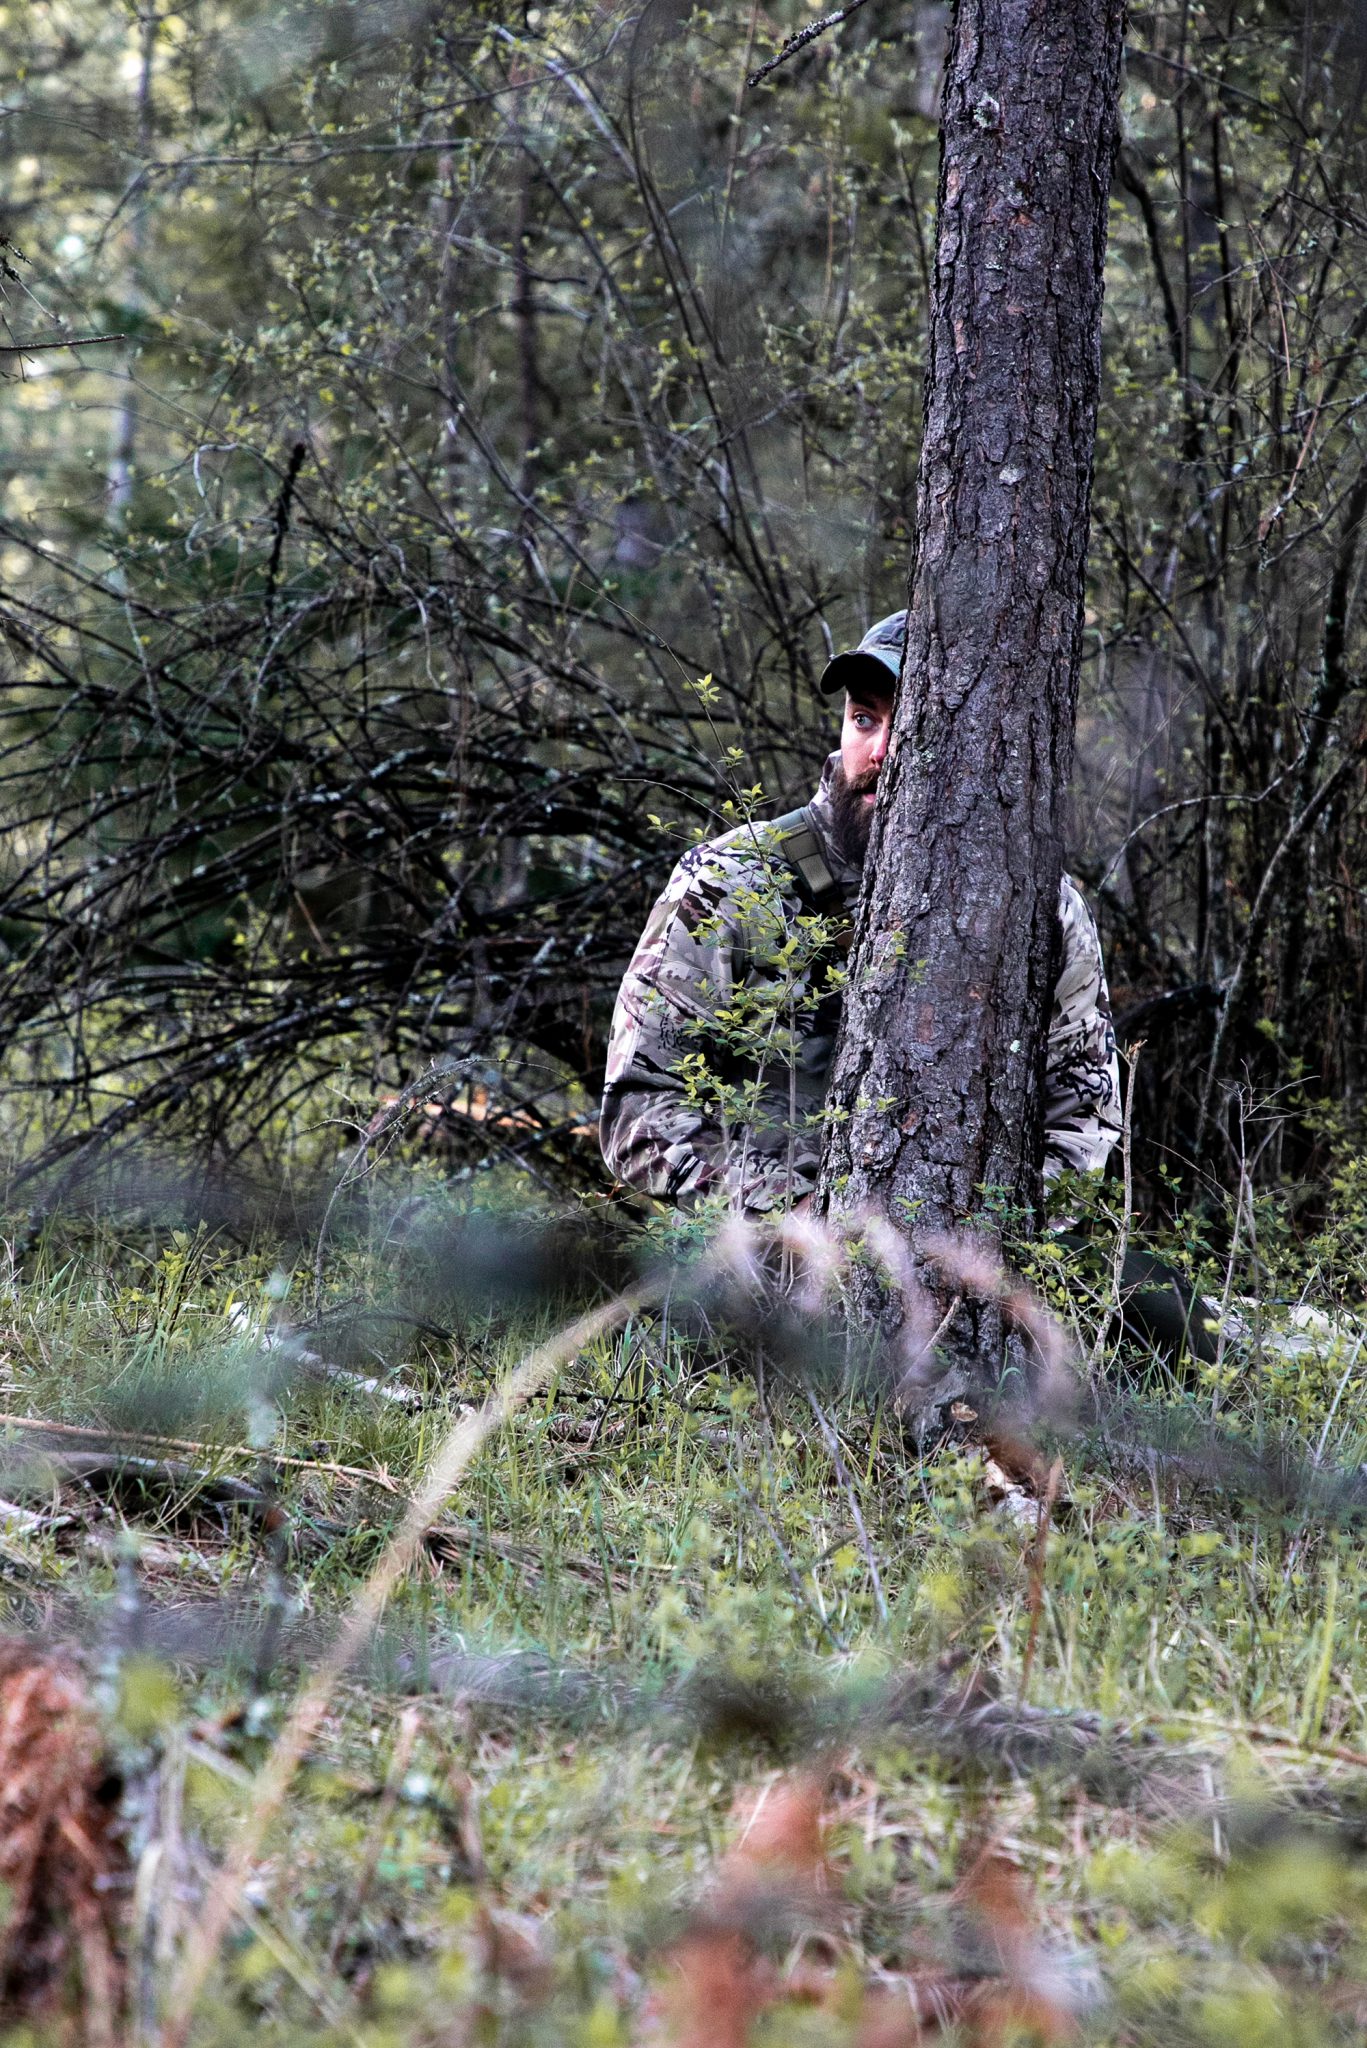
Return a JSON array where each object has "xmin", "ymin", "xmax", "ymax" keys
[{"xmin": 601, "ymin": 611, "xmax": 1122, "ymax": 1215}]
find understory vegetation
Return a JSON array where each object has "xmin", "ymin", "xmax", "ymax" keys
[
  {"xmin": 4, "ymin": 0, "xmax": 1367, "ymax": 1203},
  {"xmin": 1, "ymin": 1157, "xmax": 1366, "ymax": 2042}
]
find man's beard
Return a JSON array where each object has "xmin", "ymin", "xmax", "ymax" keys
[{"xmin": 828, "ymin": 763, "xmax": 879, "ymax": 867}]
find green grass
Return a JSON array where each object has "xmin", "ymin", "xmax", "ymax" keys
[{"xmin": 3, "ymin": 1180, "xmax": 1367, "ymax": 2043}]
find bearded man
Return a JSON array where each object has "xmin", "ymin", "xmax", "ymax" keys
[{"xmin": 600, "ymin": 611, "xmax": 1122, "ymax": 1215}]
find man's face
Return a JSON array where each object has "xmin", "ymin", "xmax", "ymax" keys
[{"xmin": 830, "ymin": 686, "xmax": 894, "ymax": 862}]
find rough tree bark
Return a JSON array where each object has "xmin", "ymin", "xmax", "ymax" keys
[{"xmin": 817, "ymin": 0, "xmax": 1126, "ymax": 1348}]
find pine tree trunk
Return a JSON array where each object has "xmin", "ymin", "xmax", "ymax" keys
[{"xmin": 817, "ymin": 0, "xmax": 1125, "ymax": 1353}]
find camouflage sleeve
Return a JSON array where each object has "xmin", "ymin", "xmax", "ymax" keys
[
  {"xmin": 1042, "ymin": 875, "xmax": 1122, "ymax": 1180},
  {"xmin": 599, "ymin": 842, "xmax": 816, "ymax": 1214}
]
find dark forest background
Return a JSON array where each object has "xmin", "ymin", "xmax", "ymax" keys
[{"xmin": 3, "ymin": 0, "xmax": 1366, "ymax": 1215}]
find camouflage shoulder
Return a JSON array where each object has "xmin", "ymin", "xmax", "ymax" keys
[
  {"xmin": 672, "ymin": 815, "xmax": 806, "ymax": 895},
  {"xmin": 1058, "ymin": 872, "xmax": 1102, "ymax": 942},
  {"xmin": 1058, "ymin": 870, "xmax": 1089, "ymax": 913}
]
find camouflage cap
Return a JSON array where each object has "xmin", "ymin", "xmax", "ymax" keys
[{"xmin": 817, "ymin": 609, "xmax": 906, "ymax": 698}]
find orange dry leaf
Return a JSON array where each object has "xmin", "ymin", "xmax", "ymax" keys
[
  {"xmin": 473, "ymin": 1902, "xmax": 553, "ymax": 2002},
  {"xmin": 660, "ymin": 1771, "xmax": 832, "ymax": 2047},
  {"xmin": 967, "ymin": 1983, "xmax": 1079, "ymax": 2047},
  {"xmin": 855, "ymin": 1995, "xmax": 932, "ymax": 2047},
  {"xmin": 662, "ymin": 1928, "xmax": 773, "ymax": 2048},
  {"xmin": 721, "ymin": 1770, "xmax": 828, "ymax": 1893},
  {"xmin": 0, "ymin": 1640, "xmax": 125, "ymax": 2048},
  {"xmin": 956, "ymin": 1848, "xmax": 1079, "ymax": 2047}
]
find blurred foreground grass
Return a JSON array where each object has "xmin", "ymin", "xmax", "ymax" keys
[{"xmin": 0, "ymin": 1176, "xmax": 1366, "ymax": 2044}]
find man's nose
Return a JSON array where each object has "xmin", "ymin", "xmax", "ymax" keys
[{"xmin": 870, "ymin": 725, "xmax": 890, "ymax": 766}]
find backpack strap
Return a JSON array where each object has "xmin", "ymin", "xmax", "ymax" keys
[{"xmin": 766, "ymin": 806, "xmax": 845, "ymax": 916}]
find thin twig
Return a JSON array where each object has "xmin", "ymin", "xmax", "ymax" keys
[
  {"xmin": 1210, "ymin": 1101, "xmax": 1254, "ymax": 1406},
  {"xmin": 325, "ymin": 1707, "xmax": 421, "ymax": 1969},
  {"xmin": 1087, "ymin": 1040, "xmax": 1143, "ymax": 1382},
  {"xmin": 229, "ymin": 1892, "xmax": 355, "ymax": 2034},
  {"xmin": 924, "ymin": 1291, "xmax": 964, "ymax": 1360},
  {"xmin": 746, "ymin": 0, "xmax": 876, "ymax": 87},
  {"xmin": 1312, "ymin": 1334, "xmax": 1366, "ymax": 1469},
  {"xmin": 1018, "ymin": 1457, "xmax": 1064, "ymax": 1705},
  {"xmin": 309, "ymin": 1055, "xmax": 468, "ymax": 1314},
  {"xmin": 734, "ymin": 1479, "xmax": 848, "ymax": 1654},
  {"xmin": 263, "ymin": 441, "xmax": 307, "ymax": 624},
  {"xmin": 1195, "ymin": 747, "xmax": 1365, "ymax": 1154},
  {"xmin": 158, "ymin": 1278, "xmax": 651, "ymax": 2048},
  {"xmin": 804, "ymin": 1385, "xmax": 890, "ymax": 1628},
  {"xmin": 0, "ymin": 332, "xmax": 125, "ymax": 354}
]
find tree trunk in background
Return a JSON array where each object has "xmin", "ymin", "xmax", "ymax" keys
[
  {"xmin": 817, "ymin": 0, "xmax": 1125, "ymax": 1346},
  {"xmin": 107, "ymin": 3, "xmax": 156, "ymax": 520}
]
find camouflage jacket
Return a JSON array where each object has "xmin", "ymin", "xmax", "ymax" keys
[{"xmin": 601, "ymin": 757, "xmax": 1121, "ymax": 1213}]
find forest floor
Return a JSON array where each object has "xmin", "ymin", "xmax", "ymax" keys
[{"xmin": 1, "ymin": 1174, "xmax": 1367, "ymax": 2045}]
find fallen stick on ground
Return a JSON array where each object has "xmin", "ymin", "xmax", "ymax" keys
[
  {"xmin": 0, "ymin": 1412, "xmax": 411, "ymax": 1498},
  {"xmin": 1129, "ymin": 1706, "xmax": 1367, "ymax": 1774},
  {"xmin": 0, "ymin": 1410, "xmax": 639, "ymax": 1585}
]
